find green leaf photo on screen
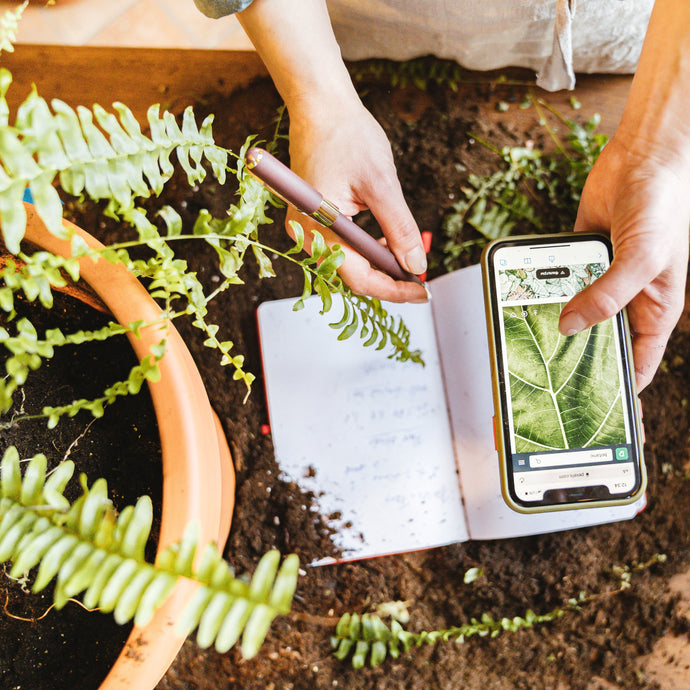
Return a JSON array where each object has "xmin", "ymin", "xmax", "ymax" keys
[{"xmin": 502, "ymin": 302, "xmax": 627, "ymax": 453}]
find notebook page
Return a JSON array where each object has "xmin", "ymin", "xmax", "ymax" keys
[{"xmin": 257, "ymin": 293, "xmax": 468, "ymax": 563}]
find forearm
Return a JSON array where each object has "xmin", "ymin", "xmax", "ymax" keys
[
  {"xmin": 237, "ymin": 0, "xmax": 358, "ymax": 111},
  {"xmin": 563, "ymin": 0, "xmax": 690, "ymax": 389},
  {"xmin": 237, "ymin": 0, "xmax": 428, "ymax": 300},
  {"xmin": 617, "ymin": 0, "xmax": 690, "ymax": 169}
]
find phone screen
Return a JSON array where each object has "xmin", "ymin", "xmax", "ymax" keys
[{"xmin": 486, "ymin": 235, "xmax": 644, "ymax": 509}]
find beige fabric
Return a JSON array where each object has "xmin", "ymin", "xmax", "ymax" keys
[
  {"xmin": 537, "ymin": 0, "xmax": 575, "ymax": 90},
  {"xmin": 326, "ymin": 0, "xmax": 653, "ymax": 91}
]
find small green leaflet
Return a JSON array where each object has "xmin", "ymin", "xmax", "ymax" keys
[{"xmin": 504, "ymin": 302, "xmax": 626, "ymax": 452}]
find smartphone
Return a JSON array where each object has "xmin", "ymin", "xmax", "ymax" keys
[{"xmin": 481, "ymin": 233, "xmax": 646, "ymax": 513}]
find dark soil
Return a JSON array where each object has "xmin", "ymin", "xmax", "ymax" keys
[
  {"xmin": 154, "ymin": 74, "xmax": 690, "ymax": 690},
  {"xmin": 0, "ymin": 292, "xmax": 162, "ymax": 689},
  {"xmin": 6, "ymin": 66, "xmax": 690, "ymax": 689}
]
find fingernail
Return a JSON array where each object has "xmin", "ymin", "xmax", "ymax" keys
[
  {"xmin": 404, "ymin": 246, "xmax": 427, "ymax": 275},
  {"xmin": 559, "ymin": 311, "xmax": 588, "ymax": 336},
  {"xmin": 411, "ymin": 284, "xmax": 431, "ymax": 304}
]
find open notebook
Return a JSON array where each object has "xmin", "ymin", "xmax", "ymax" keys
[{"xmin": 257, "ymin": 264, "xmax": 645, "ymax": 564}]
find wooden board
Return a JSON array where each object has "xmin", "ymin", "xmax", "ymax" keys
[
  {"xmin": 2, "ymin": 45, "xmax": 268, "ymax": 122},
  {"xmin": 2, "ymin": 45, "xmax": 632, "ymax": 137}
]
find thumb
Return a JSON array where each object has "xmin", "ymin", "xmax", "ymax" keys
[{"xmin": 558, "ymin": 245, "xmax": 656, "ymax": 336}]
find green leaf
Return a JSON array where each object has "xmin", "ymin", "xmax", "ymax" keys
[
  {"xmin": 503, "ymin": 303, "xmax": 626, "ymax": 452},
  {"xmin": 248, "ymin": 549, "xmax": 280, "ymax": 601},
  {"xmin": 352, "ymin": 640, "xmax": 370, "ymax": 669},
  {"xmin": 329, "ymin": 298, "xmax": 352, "ymax": 331},
  {"xmin": 240, "ymin": 603, "xmax": 276, "ymax": 658},
  {"xmin": 9, "ymin": 523, "xmax": 63, "ymax": 576},
  {"xmin": 314, "ymin": 277, "xmax": 332, "ymax": 314},
  {"xmin": 315, "ymin": 246, "xmax": 345, "ymax": 278},
  {"xmin": 196, "ymin": 591, "xmax": 234, "ymax": 648},
  {"xmin": 98, "ymin": 558, "xmax": 139, "ymax": 613},
  {"xmin": 158, "ymin": 205, "xmax": 183, "ymax": 236},
  {"xmin": 19, "ymin": 453, "xmax": 47, "ymax": 506},
  {"xmin": 286, "ymin": 220, "xmax": 305, "ymax": 255},
  {"xmin": 30, "ymin": 170, "xmax": 68, "ymax": 239},
  {"xmin": 268, "ymin": 553, "xmax": 300, "ymax": 612},
  {"xmin": 370, "ymin": 640, "xmax": 388, "ymax": 666},
  {"xmin": 310, "ymin": 230, "xmax": 328, "ymax": 261},
  {"xmin": 82, "ymin": 553, "xmax": 122, "ymax": 609},
  {"xmin": 112, "ymin": 568, "xmax": 156, "ymax": 625},
  {"xmin": 213, "ymin": 598, "xmax": 251, "ymax": 653},
  {"xmin": 32, "ymin": 533, "xmax": 78, "ymax": 592},
  {"xmin": 252, "ymin": 245, "xmax": 276, "ymax": 278},
  {"xmin": 333, "ymin": 637, "xmax": 354, "ymax": 660},
  {"xmin": 132, "ymin": 571, "xmax": 177, "ymax": 627},
  {"xmin": 0, "ymin": 179, "xmax": 28, "ymax": 253},
  {"xmin": 1, "ymin": 447, "xmax": 22, "ymax": 500}
]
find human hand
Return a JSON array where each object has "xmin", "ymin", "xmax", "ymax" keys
[
  {"xmin": 284, "ymin": 92, "xmax": 429, "ymax": 303},
  {"xmin": 559, "ymin": 136, "xmax": 689, "ymax": 390},
  {"xmin": 236, "ymin": 0, "xmax": 427, "ymax": 302}
]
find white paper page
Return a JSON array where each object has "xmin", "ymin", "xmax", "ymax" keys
[
  {"xmin": 257, "ymin": 294, "xmax": 468, "ymax": 563},
  {"xmin": 430, "ymin": 264, "xmax": 645, "ymax": 540}
]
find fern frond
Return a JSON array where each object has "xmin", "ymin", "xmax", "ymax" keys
[
  {"xmin": 0, "ymin": 307, "xmax": 165, "ymax": 420},
  {"xmin": 275, "ymin": 223, "xmax": 424, "ymax": 364},
  {"xmin": 348, "ymin": 56, "xmax": 469, "ymax": 93},
  {"xmin": 40, "ymin": 338, "xmax": 166, "ymax": 429},
  {"xmin": 0, "ymin": 248, "xmax": 83, "ymax": 314},
  {"xmin": 331, "ymin": 607, "xmax": 567, "ymax": 669},
  {"xmin": 0, "ymin": 447, "xmax": 299, "ymax": 657},
  {"xmin": 193, "ymin": 139, "xmax": 275, "ymax": 283},
  {"xmin": 0, "ymin": 71, "xmax": 229, "ymax": 252},
  {"xmin": 442, "ymin": 115, "xmax": 608, "ymax": 271},
  {"xmin": 0, "ymin": 1, "xmax": 27, "ymax": 55}
]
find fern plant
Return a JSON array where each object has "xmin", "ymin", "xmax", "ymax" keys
[
  {"xmin": 0, "ymin": 78, "xmax": 422, "ymax": 421},
  {"xmin": 331, "ymin": 606, "xmax": 570, "ymax": 668},
  {"xmin": 442, "ymin": 107, "xmax": 608, "ymax": 271},
  {"xmin": 0, "ymin": 12, "xmax": 420, "ymax": 668},
  {"xmin": 0, "ymin": 447, "xmax": 299, "ymax": 657},
  {"xmin": 331, "ymin": 553, "xmax": 667, "ymax": 668}
]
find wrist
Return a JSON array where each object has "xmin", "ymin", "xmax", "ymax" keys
[
  {"xmin": 285, "ymin": 77, "xmax": 363, "ymax": 132},
  {"xmin": 280, "ymin": 64, "xmax": 360, "ymax": 118},
  {"xmin": 238, "ymin": 0, "xmax": 358, "ymax": 114}
]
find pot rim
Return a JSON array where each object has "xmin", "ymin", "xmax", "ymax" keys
[{"xmin": 20, "ymin": 204, "xmax": 234, "ymax": 689}]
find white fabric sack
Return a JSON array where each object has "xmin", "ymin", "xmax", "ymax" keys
[{"xmin": 326, "ymin": 0, "xmax": 654, "ymax": 90}]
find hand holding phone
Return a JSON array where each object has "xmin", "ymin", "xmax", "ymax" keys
[{"xmin": 481, "ymin": 234, "xmax": 647, "ymax": 513}]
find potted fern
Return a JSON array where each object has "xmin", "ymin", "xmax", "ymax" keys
[
  {"xmin": 0, "ymin": 92, "xmax": 302, "ymax": 688},
  {"xmin": 0, "ymin": 7, "xmax": 422, "ymax": 686}
]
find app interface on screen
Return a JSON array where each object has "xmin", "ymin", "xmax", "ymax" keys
[{"xmin": 492, "ymin": 241, "xmax": 637, "ymax": 503}]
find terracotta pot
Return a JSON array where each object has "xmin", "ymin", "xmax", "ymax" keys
[{"xmin": 20, "ymin": 203, "xmax": 235, "ymax": 689}]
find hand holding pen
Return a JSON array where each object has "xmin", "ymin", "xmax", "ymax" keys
[{"xmin": 245, "ymin": 147, "xmax": 429, "ymax": 301}]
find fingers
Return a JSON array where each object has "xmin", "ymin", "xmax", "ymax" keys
[
  {"xmin": 363, "ymin": 171, "xmax": 427, "ymax": 276},
  {"xmin": 629, "ymin": 332, "xmax": 671, "ymax": 391},
  {"xmin": 285, "ymin": 207, "xmax": 429, "ymax": 304},
  {"xmin": 558, "ymin": 252, "xmax": 656, "ymax": 335},
  {"xmin": 561, "ymin": 207, "xmax": 687, "ymax": 390},
  {"xmin": 562, "ymin": 162, "xmax": 689, "ymax": 390}
]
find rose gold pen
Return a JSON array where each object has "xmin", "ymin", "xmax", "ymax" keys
[{"xmin": 244, "ymin": 147, "xmax": 423, "ymax": 285}]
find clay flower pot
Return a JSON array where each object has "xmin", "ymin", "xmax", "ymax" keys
[{"xmin": 19, "ymin": 203, "xmax": 235, "ymax": 689}]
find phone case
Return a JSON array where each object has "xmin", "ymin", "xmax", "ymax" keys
[{"xmin": 480, "ymin": 233, "xmax": 647, "ymax": 514}]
